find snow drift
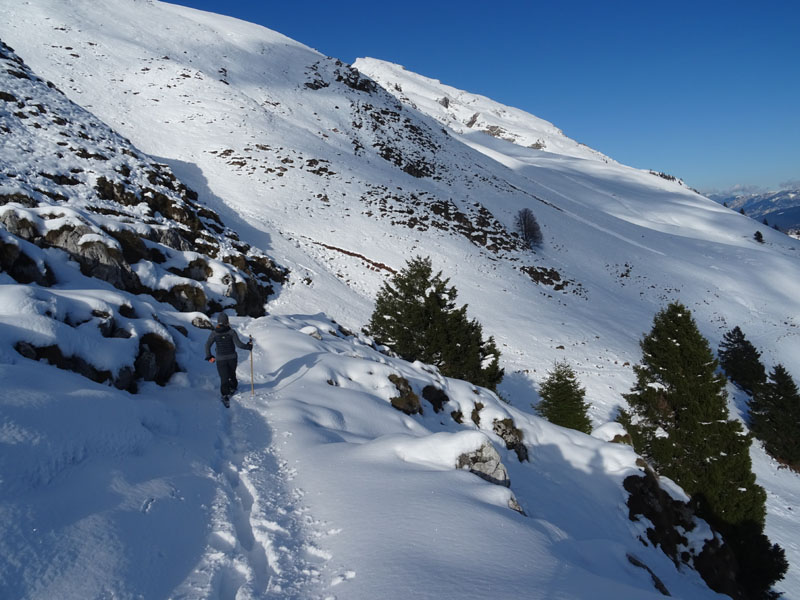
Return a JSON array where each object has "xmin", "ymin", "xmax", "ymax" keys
[{"xmin": 1, "ymin": 1, "xmax": 799, "ymax": 597}]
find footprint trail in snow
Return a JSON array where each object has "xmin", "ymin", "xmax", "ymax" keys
[{"xmin": 173, "ymin": 391, "xmax": 336, "ymax": 599}]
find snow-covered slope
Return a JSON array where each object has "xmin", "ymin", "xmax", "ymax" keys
[
  {"xmin": 2, "ymin": 1, "xmax": 800, "ymax": 598},
  {"xmin": 4, "ymin": 0, "xmax": 800, "ymax": 409},
  {"xmin": 353, "ymin": 57, "xmax": 613, "ymax": 163},
  {"xmin": 0, "ymin": 309, "xmax": 730, "ymax": 599}
]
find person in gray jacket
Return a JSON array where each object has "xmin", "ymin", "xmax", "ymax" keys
[{"xmin": 205, "ymin": 312, "xmax": 252, "ymax": 407}]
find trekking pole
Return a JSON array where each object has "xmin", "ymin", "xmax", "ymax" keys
[{"xmin": 250, "ymin": 336, "xmax": 254, "ymax": 397}]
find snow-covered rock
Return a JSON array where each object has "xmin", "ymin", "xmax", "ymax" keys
[{"xmin": 456, "ymin": 439, "xmax": 511, "ymax": 487}]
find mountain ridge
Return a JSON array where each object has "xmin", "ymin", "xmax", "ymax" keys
[
  {"xmin": 708, "ymin": 188, "xmax": 800, "ymax": 234},
  {"xmin": 353, "ymin": 56, "xmax": 615, "ymax": 164}
]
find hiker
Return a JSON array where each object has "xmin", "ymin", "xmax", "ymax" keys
[{"xmin": 205, "ymin": 312, "xmax": 252, "ymax": 407}]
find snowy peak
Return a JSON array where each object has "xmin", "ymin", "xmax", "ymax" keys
[{"xmin": 354, "ymin": 57, "xmax": 612, "ymax": 162}]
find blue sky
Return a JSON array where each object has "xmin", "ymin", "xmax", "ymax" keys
[{"xmin": 169, "ymin": 0, "xmax": 799, "ymax": 193}]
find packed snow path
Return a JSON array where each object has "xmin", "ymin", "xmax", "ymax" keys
[
  {"xmin": 165, "ymin": 333, "xmax": 339, "ymax": 600},
  {"xmin": 0, "ymin": 326, "xmax": 335, "ymax": 600},
  {"xmin": 180, "ymin": 389, "xmax": 329, "ymax": 599}
]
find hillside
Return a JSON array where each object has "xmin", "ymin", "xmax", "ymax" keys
[
  {"xmin": 352, "ymin": 57, "xmax": 613, "ymax": 163},
  {"xmin": 0, "ymin": 45, "xmax": 732, "ymax": 597},
  {"xmin": 4, "ymin": 0, "xmax": 800, "ymax": 408},
  {"xmin": 1, "ymin": 1, "xmax": 800, "ymax": 598}
]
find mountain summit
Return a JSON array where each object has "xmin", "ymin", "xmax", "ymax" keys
[{"xmin": 353, "ymin": 57, "xmax": 613, "ymax": 162}]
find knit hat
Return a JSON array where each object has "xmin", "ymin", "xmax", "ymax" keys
[{"xmin": 217, "ymin": 312, "xmax": 229, "ymax": 326}]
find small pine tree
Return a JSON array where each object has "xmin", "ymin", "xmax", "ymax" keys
[
  {"xmin": 367, "ymin": 256, "xmax": 455, "ymax": 363},
  {"xmin": 750, "ymin": 364, "xmax": 800, "ymax": 469},
  {"xmin": 536, "ymin": 361, "xmax": 592, "ymax": 433},
  {"xmin": 620, "ymin": 302, "xmax": 786, "ymax": 597},
  {"xmin": 718, "ymin": 326, "xmax": 767, "ymax": 395},
  {"xmin": 367, "ymin": 256, "xmax": 503, "ymax": 390},
  {"xmin": 515, "ymin": 208, "xmax": 543, "ymax": 248}
]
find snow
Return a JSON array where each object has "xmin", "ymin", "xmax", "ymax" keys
[
  {"xmin": 353, "ymin": 57, "xmax": 614, "ymax": 165},
  {"xmin": 1, "ymin": 0, "xmax": 799, "ymax": 598},
  {"xmin": 0, "ymin": 312, "xmax": 725, "ymax": 599},
  {"xmin": 592, "ymin": 421, "xmax": 628, "ymax": 442}
]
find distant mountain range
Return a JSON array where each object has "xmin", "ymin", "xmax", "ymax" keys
[{"xmin": 708, "ymin": 188, "xmax": 800, "ymax": 232}]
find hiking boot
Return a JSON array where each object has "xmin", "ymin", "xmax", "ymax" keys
[{"xmin": 221, "ymin": 395, "xmax": 231, "ymax": 408}]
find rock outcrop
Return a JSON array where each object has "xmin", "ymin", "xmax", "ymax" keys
[
  {"xmin": 388, "ymin": 374, "xmax": 422, "ymax": 415},
  {"xmin": 422, "ymin": 384, "xmax": 448, "ymax": 413},
  {"xmin": 624, "ymin": 471, "xmax": 745, "ymax": 600},
  {"xmin": 456, "ymin": 441, "xmax": 510, "ymax": 487},
  {"xmin": 493, "ymin": 418, "xmax": 529, "ymax": 462}
]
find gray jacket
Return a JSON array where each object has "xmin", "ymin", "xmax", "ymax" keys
[{"xmin": 205, "ymin": 325, "xmax": 252, "ymax": 362}]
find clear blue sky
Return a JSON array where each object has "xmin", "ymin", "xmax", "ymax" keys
[{"xmin": 169, "ymin": 0, "xmax": 799, "ymax": 192}]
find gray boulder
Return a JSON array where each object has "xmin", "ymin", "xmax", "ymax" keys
[{"xmin": 456, "ymin": 442, "xmax": 510, "ymax": 487}]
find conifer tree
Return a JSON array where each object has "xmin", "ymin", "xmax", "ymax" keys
[
  {"xmin": 536, "ymin": 361, "xmax": 592, "ymax": 434},
  {"xmin": 367, "ymin": 256, "xmax": 503, "ymax": 390},
  {"xmin": 750, "ymin": 364, "xmax": 800, "ymax": 469},
  {"xmin": 620, "ymin": 302, "xmax": 786, "ymax": 598},
  {"xmin": 718, "ymin": 326, "xmax": 767, "ymax": 395}
]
